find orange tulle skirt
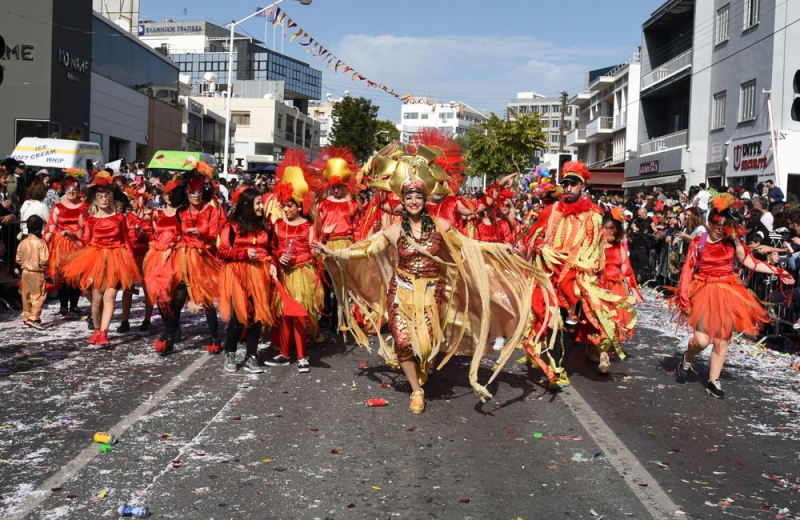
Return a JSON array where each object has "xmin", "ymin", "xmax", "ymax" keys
[
  {"xmin": 47, "ymin": 234, "xmax": 82, "ymax": 281},
  {"xmin": 172, "ymin": 245, "xmax": 220, "ymax": 307},
  {"xmin": 679, "ymin": 274, "xmax": 769, "ymax": 342},
  {"xmin": 143, "ymin": 248, "xmax": 178, "ymax": 306},
  {"xmin": 219, "ymin": 260, "xmax": 274, "ymax": 327},
  {"xmin": 62, "ymin": 245, "xmax": 142, "ymax": 292}
]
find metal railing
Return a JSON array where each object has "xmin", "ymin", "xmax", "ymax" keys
[
  {"xmin": 614, "ymin": 113, "xmax": 627, "ymax": 129},
  {"xmin": 639, "ymin": 129, "xmax": 688, "ymax": 156},
  {"xmin": 587, "ymin": 116, "xmax": 614, "ymax": 138},
  {"xmin": 566, "ymin": 128, "xmax": 587, "ymax": 146},
  {"xmin": 642, "ymin": 49, "xmax": 692, "ymax": 90}
]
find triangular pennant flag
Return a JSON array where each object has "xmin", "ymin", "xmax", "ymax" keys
[
  {"xmin": 289, "ymin": 27, "xmax": 304, "ymax": 43},
  {"xmin": 271, "ymin": 7, "xmax": 282, "ymax": 25}
]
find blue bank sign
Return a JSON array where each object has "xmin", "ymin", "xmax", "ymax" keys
[{"xmin": 138, "ymin": 23, "xmax": 203, "ymax": 36}]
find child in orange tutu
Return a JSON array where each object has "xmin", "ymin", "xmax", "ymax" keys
[
  {"xmin": 143, "ymin": 180, "xmax": 182, "ymax": 355},
  {"xmin": 44, "ymin": 177, "xmax": 87, "ymax": 316},
  {"xmin": 218, "ymin": 188, "xmax": 276, "ymax": 373},
  {"xmin": 61, "ymin": 173, "xmax": 142, "ymax": 346},
  {"xmin": 591, "ymin": 208, "xmax": 642, "ymax": 373},
  {"xmin": 118, "ymin": 183, "xmax": 154, "ymax": 333},
  {"xmin": 674, "ymin": 194, "xmax": 795, "ymax": 398},
  {"xmin": 163, "ymin": 169, "xmax": 221, "ymax": 353}
]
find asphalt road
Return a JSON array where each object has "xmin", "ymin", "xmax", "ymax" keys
[{"xmin": 0, "ymin": 292, "xmax": 797, "ymax": 519}]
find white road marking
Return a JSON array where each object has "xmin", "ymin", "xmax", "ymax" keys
[
  {"xmin": 560, "ymin": 385, "xmax": 685, "ymax": 519},
  {"xmin": 10, "ymin": 353, "xmax": 214, "ymax": 520}
]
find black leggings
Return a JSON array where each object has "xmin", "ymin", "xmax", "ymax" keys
[
  {"xmin": 58, "ymin": 287, "xmax": 81, "ymax": 310},
  {"xmin": 545, "ymin": 308, "xmax": 578, "ymax": 371},
  {"xmin": 162, "ymin": 284, "xmax": 218, "ymax": 342},
  {"xmin": 224, "ymin": 313, "xmax": 262, "ymax": 357}
]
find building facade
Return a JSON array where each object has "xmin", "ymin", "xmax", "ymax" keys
[
  {"xmin": 507, "ymin": 92, "xmax": 580, "ymax": 157},
  {"xmin": 1, "ymin": 0, "xmax": 93, "ymax": 154},
  {"xmin": 398, "ymin": 100, "xmax": 492, "ymax": 143},
  {"xmin": 137, "ymin": 20, "xmax": 322, "ymax": 112},
  {"xmin": 308, "ymin": 94, "xmax": 340, "ymax": 147},
  {"xmin": 624, "ymin": 0, "xmax": 800, "ymax": 196}
]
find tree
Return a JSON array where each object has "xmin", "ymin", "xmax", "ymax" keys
[
  {"xmin": 330, "ymin": 96, "xmax": 379, "ymax": 163},
  {"xmin": 463, "ymin": 112, "xmax": 547, "ymax": 181},
  {"xmin": 375, "ymin": 119, "xmax": 400, "ymax": 149}
]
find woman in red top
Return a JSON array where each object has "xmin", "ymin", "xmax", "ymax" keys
[
  {"xmin": 144, "ymin": 180, "xmax": 182, "ymax": 355},
  {"xmin": 591, "ymin": 208, "xmax": 641, "ymax": 373},
  {"xmin": 166, "ymin": 171, "xmax": 221, "ymax": 353},
  {"xmin": 218, "ymin": 188, "xmax": 276, "ymax": 373},
  {"xmin": 118, "ymin": 184, "xmax": 154, "ymax": 333},
  {"xmin": 44, "ymin": 177, "xmax": 88, "ymax": 316},
  {"xmin": 62, "ymin": 173, "xmax": 141, "ymax": 346},
  {"xmin": 675, "ymin": 196, "xmax": 794, "ymax": 398}
]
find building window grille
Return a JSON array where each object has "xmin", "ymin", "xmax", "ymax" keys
[
  {"xmin": 231, "ymin": 112, "xmax": 250, "ymax": 126},
  {"xmin": 716, "ymin": 4, "xmax": 730, "ymax": 44},
  {"xmin": 711, "ymin": 91, "xmax": 726, "ymax": 130},
  {"xmin": 738, "ymin": 80, "xmax": 756, "ymax": 122},
  {"xmin": 743, "ymin": 0, "xmax": 759, "ymax": 30}
]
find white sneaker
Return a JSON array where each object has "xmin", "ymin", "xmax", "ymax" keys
[
  {"xmin": 492, "ymin": 337, "xmax": 506, "ymax": 351},
  {"xmin": 297, "ymin": 358, "xmax": 310, "ymax": 373},
  {"xmin": 793, "ymin": 319, "xmax": 800, "ymax": 330}
]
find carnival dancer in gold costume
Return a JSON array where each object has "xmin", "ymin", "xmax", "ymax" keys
[
  {"xmin": 519, "ymin": 161, "xmax": 635, "ymax": 389},
  {"xmin": 313, "ymin": 145, "xmax": 556, "ymax": 413}
]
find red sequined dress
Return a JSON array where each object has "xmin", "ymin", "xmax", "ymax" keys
[{"xmin": 317, "ymin": 198, "xmax": 359, "ymax": 248}]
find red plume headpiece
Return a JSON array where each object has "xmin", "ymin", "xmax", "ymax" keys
[
  {"xmin": 559, "ymin": 161, "xmax": 592, "ymax": 184},
  {"xmin": 409, "ymin": 128, "xmax": 465, "ymax": 192},
  {"xmin": 162, "ymin": 180, "xmax": 180, "ymax": 194},
  {"xmin": 231, "ymin": 186, "xmax": 247, "ymax": 206},
  {"xmin": 187, "ymin": 175, "xmax": 208, "ymax": 194},
  {"xmin": 311, "ymin": 146, "xmax": 360, "ymax": 191},
  {"xmin": 611, "ymin": 206, "xmax": 625, "ymax": 223}
]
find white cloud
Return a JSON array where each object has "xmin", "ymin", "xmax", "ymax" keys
[{"xmin": 318, "ymin": 33, "xmax": 630, "ymax": 117}]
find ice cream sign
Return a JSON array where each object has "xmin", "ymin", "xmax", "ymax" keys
[{"xmin": 147, "ymin": 151, "xmax": 217, "ymax": 172}]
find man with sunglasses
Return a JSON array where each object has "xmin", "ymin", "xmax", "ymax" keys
[{"xmin": 519, "ymin": 161, "xmax": 622, "ymax": 390}]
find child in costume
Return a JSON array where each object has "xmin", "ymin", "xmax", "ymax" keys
[{"xmin": 16, "ymin": 215, "xmax": 49, "ymax": 329}]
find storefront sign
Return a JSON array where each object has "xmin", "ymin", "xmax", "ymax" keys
[
  {"xmin": 0, "ymin": 33, "xmax": 35, "ymax": 87},
  {"xmin": 710, "ymin": 142, "xmax": 724, "ymax": 163},
  {"xmin": 726, "ymin": 133, "xmax": 773, "ymax": 179},
  {"xmin": 57, "ymin": 48, "xmax": 89, "ymax": 75},
  {"xmin": 706, "ymin": 161, "xmax": 725, "ymax": 176},
  {"xmin": 639, "ymin": 160, "xmax": 659, "ymax": 175},
  {"xmin": 138, "ymin": 24, "xmax": 203, "ymax": 36}
]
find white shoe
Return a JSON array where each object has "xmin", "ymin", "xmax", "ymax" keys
[
  {"xmin": 297, "ymin": 358, "xmax": 310, "ymax": 373},
  {"xmin": 492, "ymin": 337, "xmax": 506, "ymax": 351},
  {"xmin": 598, "ymin": 352, "xmax": 610, "ymax": 374}
]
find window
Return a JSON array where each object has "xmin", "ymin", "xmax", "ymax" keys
[
  {"xmin": 277, "ymin": 114, "xmax": 283, "ymax": 130},
  {"xmin": 551, "ymin": 134, "xmax": 560, "ymax": 144},
  {"xmin": 552, "ymin": 105, "xmax": 561, "ymax": 113},
  {"xmin": 716, "ymin": 4, "xmax": 730, "ymax": 44},
  {"xmin": 231, "ymin": 112, "xmax": 250, "ymax": 126},
  {"xmin": 743, "ymin": 0, "xmax": 759, "ymax": 30},
  {"xmin": 739, "ymin": 80, "xmax": 756, "ymax": 122},
  {"xmin": 711, "ymin": 92, "xmax": 726, "ymax": 130},
  {"xmin": 542, "ymin": 105, "xmax": 550, "ymax": 114},
  {"xmin": 404, "ymin": 112, "xmax": 419, "ymax": 120},
  {"xmin": 421, "ymin": 114, "xmax": 428, "ymax": 119}
]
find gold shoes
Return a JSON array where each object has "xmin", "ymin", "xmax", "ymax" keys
[
  {"xmin": 409, "ymin": 389, "xmax": 425, "ymax": 414},
  {"xmin": 598, "ymin": 352, "xmax": 610, "ymax": 374}
]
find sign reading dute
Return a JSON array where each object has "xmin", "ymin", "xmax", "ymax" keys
[{"xmin": 726, "ymin": 133, "xmax": 774, "ymax": 180}]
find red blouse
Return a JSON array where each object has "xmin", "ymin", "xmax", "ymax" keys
[
  {"xmin": 150, "ymin": 209, "xmax": 182, "ymax": 250},
  {"xmin": 81, "ymin": 212, "xmax": 134, "ymax": 256},
  {"xmin": 178, "ymin": 204, "xmax": 220, "ymax": 249},
  {"xmin": 427, "ymin": 196, "xmax": 462, "ymax": 227},
  {"xmin": 218, "ymin": 222, "xmax": 272, "ymax": 262},
  {"xmin": 126, "ymin": 212, "xmax": 154, "ymax": 256},
  {"xmin": 475, "ymin": 218, "xmax": 513, "ymax": 244},
  {"xmin": 317, "ymin": 198, "xmax": 359, "ymax": 241},
  {"xmin": 272, "ymin": 219, "xmax": 314, "ymax": 267},
  {"xmin": 48, "ymin": 201, "xmax": 88, "ymax": 236}
]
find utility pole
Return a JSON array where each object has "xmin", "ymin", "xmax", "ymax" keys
[{"xmin": 558, "ymin": 90, "xmax": 568, "ymax": 153}]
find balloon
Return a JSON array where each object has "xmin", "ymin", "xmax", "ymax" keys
[{"xmin": 541, "ymin": 169, "xmax": 550, "ymax": 178}]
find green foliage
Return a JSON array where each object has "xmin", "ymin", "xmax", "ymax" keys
[
  {"xmin": 375, "ymin": 119, "xmax": 400, "ymax": 149},
  {"xmin": 330, "ymin": 96, "xmax": 380, "ymax": 163},
  {"xmin": 463, "ymin": 112, "xmax": 547, "ymax": 181}
]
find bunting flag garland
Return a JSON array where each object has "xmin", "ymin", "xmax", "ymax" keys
[{"xmin": 270, "ymin": 8, "xmax": 427, "ymax": 105}]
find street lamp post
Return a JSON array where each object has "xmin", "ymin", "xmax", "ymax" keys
[{"xmin": 222, "ymin": 0, "xmax": 311, "ymax": 174}]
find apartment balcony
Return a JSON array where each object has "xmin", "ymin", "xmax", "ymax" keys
[
  {"xmin": 639, "ymin": 129, "xmax": 687, "ymax": 156},
  {"xmin": 566, "ymin": 128, "xmax": 587, "ymax": 146},
  {"xmin": 586, "ymin": 116, "xmax": 613, "ymax": 142},
  {"xmin": 614, "ymin": 112, "xmax": 627, "ymax": 130},
  {"xmin": 568, "ymin": 91, "xmax": 592, "ymax": 107},
  {"xmin": 641, "ymin": 49, "xmax": 692, "ymax": 92}
]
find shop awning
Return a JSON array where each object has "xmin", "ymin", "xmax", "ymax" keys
[
  {"xmin": 587, "ymin": 171, "xmax": 624, "ymax": 187},
  {"xmin": 643, "ymin": 174, "xmax": 683, "ymax": 186},
  {"xmin": 621, "ymin": 179, "xmax": 645, "ymax": 188}
]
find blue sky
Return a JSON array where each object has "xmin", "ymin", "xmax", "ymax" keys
[{"xmin": 142, "ymin": 0, "xmax": 664, "ymax": 122}]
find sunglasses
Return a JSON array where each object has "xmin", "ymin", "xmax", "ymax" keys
[
  {"xmin": 188, "ymin": 191, "xmax": 202, "ymax": 197},
  {"xmin": 560, "ymin": 179, "xmax": 580, "ymax": 188}
]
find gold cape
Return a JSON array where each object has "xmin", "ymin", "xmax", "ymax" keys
[{"xmin": 322, "ymin": 219, "xmax": 558, "ymax": 402}]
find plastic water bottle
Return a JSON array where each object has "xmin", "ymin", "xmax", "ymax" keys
[{"xmin": 118, "ymin": 504, "xmax": 148, "ymax": 517}]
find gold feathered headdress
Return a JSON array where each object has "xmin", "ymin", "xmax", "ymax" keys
[{"xmin": 368, "ymin": 144, "xmax": 451, "ymax": 198}]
